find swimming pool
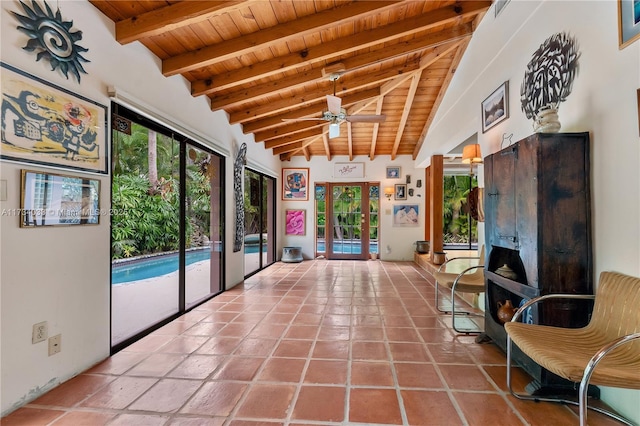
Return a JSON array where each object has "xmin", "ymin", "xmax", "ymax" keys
[
  {"xmin": 316, "ymin": 241, "xmax": 378, "ymax": 254},
  {"xmin": 112, "ymin": 250, "xmax": 211, "ymax": 284}
]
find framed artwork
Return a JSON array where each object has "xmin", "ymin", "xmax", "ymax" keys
[
  {"xmin": 481, "ymin": 81, "xmax": 509, "ymax": 133},
  {"xmin": 282, "ymin": 168, "xmax": 309, "ymax": 200},
  {"xmin": 386, "ymin": 166, "xmax": 400, "ymax": 179},
  {"xmin": 619, "ymin": 0, "xmax": 640, "ymax": 49},
  {"xmin": 393, "ymin": 204, "xmax": 419, "ymax": 227},
  {"xmin": 1, "ymin": 63, "xmax": 108, "ymax": 174},
  {"xmin": 20, "ymin": 169, "xmax": 100, "ymax": 227},
  {"xmin": 333, "ymin": 162, "xmax": 364, "ymax": 178},
  {"xmin": 394, "ymin": 183, "xmax": 407, "ymax": 200},
  {"xmin": 285, "ymin": 209, "xmax": 306, "ymax": 235}
]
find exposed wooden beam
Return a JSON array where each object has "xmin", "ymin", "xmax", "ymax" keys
[
  {"xmin": 391, "ymin": 73, "xmax": 421, "ymax": 160},
  {"xmin": 115, "ymin": 1, "xmax": 249, "ymax": 44},
  {"xmin": 254, "ymin": 121, "xmax": 323, "ymax": 142},
  {"xmin": 413, "ymin": 38, "xmax": 470, "ymax": 159},
  {"xmin": 264, "ymin": 128, "xmax": 324, "ymax": 149},
  {"xmin": 229, "ymin": 62, "xmax": 419, "ymax": 123},
  {"xmin": 273, "ymin": 142, "xmax": 305, "ymax": 156},
  {"xmin": 192, "ymin": 23, "xmax": 474, "ymax": 97},
  {"xmin": 322, "ymin": 134, "xmax": 332, "ymax": 161},
  {"xmin": 162, "ymin": 1, "xmax": 399, "ymax": 76},
  {"xmin": 369, "ymin": 98, "xmax": 385, "ymax": 160},
  {"xmin": 303, "ymin": 147, "xmax": 311, "ymax": 161},
  {"xmin": 347, "ymin": 122, "xmax": 354, "ymax": 161}
]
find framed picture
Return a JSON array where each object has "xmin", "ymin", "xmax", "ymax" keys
[
  {"xmin": 285, "ymin": 209, "xmax": 306, "ymax": 235},
  {"xmin": 394, "ymin": 183, "xmax": 407, "ymax": 200},
  {"xmin": 282, "ymin": 167, "xmax": 309, "ymax": 200},
  {"xmin": 20, "ymin": 169, "xmax": 100, "ymax": 227},
  {"xmin": 1, "ymin": 63, "xmax": 108, "ymax": 174},
  {"xmin": 333, "ymin": 162, "xmax": 364, "ymax": 178},
  {"xmin": 393, "ymin": 204, "xmax": 419, "ymax": 227},
  {"xmin": 619, "ymin": 0, "xmax": 640, "ymax": 49},
  {"xmin": 481, "ymin": 81, "xmax": 509, "ymax": 133},
  {"xmin": 386, "ymin": 166, "xmax": 401, "ymax": 179}
]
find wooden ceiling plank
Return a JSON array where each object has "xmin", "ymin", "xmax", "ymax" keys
[
  {"xmin": 264, "ymin": 128, "xmax": 324, "ymax": 149},
  {"xmin": 234, "ymin": 88, "xmax": 380, "ymax": 128},
  {"xmin": 273, "ymin": 141, "xmax": 305, "ymax": 155},
  {"xmin": 191, "ymin": 2, "xmax": 487, "ymax": 93},
  {"xmin": 254, "ymin": 121, "xmax": 324, "ymax": 142},
  {"xmin": 391, "ymin": 73, "xmax": 421, "ymax": 160},
  {"xmin": 413, "ymin": 38, "xmax": 470, "ymax": 159},
  {"xmin": 192, "ymin": 22, "xmax": 474, "ymax": 97},
  {"xmin": 323, "ymin": 133, "xmax": 332, "ymax": 161},
  {"xmin": 162, "ymin": 1, "xmax": 400, "ymax": 76},
  {"xmin": 116, "ymin": 1, "xmax": 250, "ymax": 45}
]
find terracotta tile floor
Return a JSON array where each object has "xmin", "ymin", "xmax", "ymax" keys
[{"xmin": 3, "ymin": 260, "xmax": 623, "ymax": 425}]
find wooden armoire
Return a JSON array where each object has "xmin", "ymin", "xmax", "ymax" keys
[{"xmin": 483, "ymin": 132, "xmax": 593, "ymax": 394}]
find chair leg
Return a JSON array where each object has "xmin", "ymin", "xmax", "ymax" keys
[
  {"xmin": 450, "ymin": 283, "xmax": 482, "ymax": 334},
  {"xmin": 506, "ymin": 335, "xmax": 636, "ymax": 426},
  {"xmin": 434, "ymin": 279, "xmax": 451, "ymax": 313}
]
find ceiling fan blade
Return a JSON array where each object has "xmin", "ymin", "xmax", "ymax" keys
[
  {"xmin": 326, "ymin": 95, "xmax": 342, "ymax": 115},
  {"xmin": 329, "ymin": 122, "xmax": 340, "ymax": 139},
  {"xmin": 346, "ymin": 114, "xmax": 387, "ymax": 123}
]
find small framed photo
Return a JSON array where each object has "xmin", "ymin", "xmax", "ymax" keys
[
  {"xmin": 20, "ymin": 169, "xmax": 100, "ymax": 227},
  {"xmin": 481, "ymin": 81, "xmax": 509, "ymax": 133},
  {"xmin": 282, "ymin": 168, "xmax": 309, "ymax": 200},
  {"xmin": 285, "ymin": 209, "xmax": 305, "ymax": 235},
  {"xmin": 393, "ymin": 204, "xmax": 419, "ymax": 227},
  {"xmin": 386, "ymin": 166, "xmax": 401, "ymax": 179},
  {"xmin": 619, "ymin": 0, "xmax": 640, "ymax": 49},
  {"xmin": 394, "ymin": 184, "xmax": 407, "ymax": 200}
]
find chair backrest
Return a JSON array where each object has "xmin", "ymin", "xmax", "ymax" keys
[{"xmin": 588, "ymin": 271, "xmax": 640, "ymax": 342}]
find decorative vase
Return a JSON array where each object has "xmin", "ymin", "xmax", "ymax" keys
[
  {"xmin": 534, "ymin": 107, "xmax": 561, "ymax": 133},
  {"xmin": 497, "ymin": 299, "xmax": 518, "ymax": 324}
]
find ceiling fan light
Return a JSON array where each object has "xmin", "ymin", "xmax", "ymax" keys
[{"xmin": 329, "ymin": 123, "xmax": 340, "ymax": 138}]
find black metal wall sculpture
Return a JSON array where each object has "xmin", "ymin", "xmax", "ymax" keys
[
  {"xmin": 520, "ymin": 32, "xmax": 580, "ymax": 121},
  {"xmin": 233, "ymin": 143, "xmax": 247, "ymax": 253},
  {"xmin": 12, "ymin": 0, "xmax": 89, "ymax": 83}
]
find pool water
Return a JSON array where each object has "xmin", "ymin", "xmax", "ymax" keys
[
  {"xmin": 316, "ymin": 241, "xmax": 378, "ymax": 254},
  {"xmin": 112, "ymin": 250, "xmax": 211, "ymax": 284}
]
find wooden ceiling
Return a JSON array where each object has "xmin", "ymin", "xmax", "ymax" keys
[{"xmin": 89, "ymin": 1, "xmax": 491, "ymax": 161}]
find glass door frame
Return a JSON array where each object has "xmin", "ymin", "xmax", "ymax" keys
[
  {"xmin": 244, "ymin": 168, "xmax": 276, "ymax": 278},
  {"xmin": 110, "ymin": 102, "xmax": 225, "ymax": 354}
]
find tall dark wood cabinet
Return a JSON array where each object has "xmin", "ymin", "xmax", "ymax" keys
[{"xmin": 483, "ymin": 132, "xmax": 593, "ymax": 394}]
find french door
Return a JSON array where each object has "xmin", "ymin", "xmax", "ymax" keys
[{"xmin": 315, "ymin": 182, "xmax": 379, "ymax": 260}]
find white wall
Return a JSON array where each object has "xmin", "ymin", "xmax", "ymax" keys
[
  {"xmin": 0, "ymin": 0, "xmax": 279, "ymax": 415},
  {"xmin": 419, "ymin": 1, "xmax": 640, "ymax": 421},
  {"xmin": 283, "ymin": 155, "xmax": 425, "ymax": 261}
]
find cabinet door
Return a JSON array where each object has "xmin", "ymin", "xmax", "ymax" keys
[{"xmin": 488, "ymin": 146, "xmax": 518, "ymax": 250}]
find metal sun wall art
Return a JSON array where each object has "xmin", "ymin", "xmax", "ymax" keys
[
  {"xmin": 12, "ymin": 0, "xmax": 89, "ymax": 83},
  {"xmin": 520, "ymin": 32, "xmax": 580, "ymax": 131}
]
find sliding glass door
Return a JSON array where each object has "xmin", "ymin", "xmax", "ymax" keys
[
  {"xmin": 110, "ymin": 103, "xmax": 224, "ymax": 351},
  {"xmin": 244, "ymin": 169, "xmax": 276, "ymax": 277}
]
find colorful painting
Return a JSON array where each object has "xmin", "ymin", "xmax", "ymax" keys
[
  {"xmin": 282, "ymin": 168, "xmax": 308, "ymax": 200},
  {"xmin": 1, "ymin": 63, "xmax": 107, "ymax": 173},
  {"xmin": 393, "ymin": 204, "xmax": 419, "ymax": 227},
  {"xmin": 620, "ymin": 0, "xmax": 640, "ymax": 49},
  {"xmin": 285, "ymin": 209, "xmax": 305, "ymax": 235}
]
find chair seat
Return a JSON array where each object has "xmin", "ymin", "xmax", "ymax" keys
[
  {"xmin": 432, "ymin": 270, "xmax": 484, "ymax": 293},
  {"xmin": 505, "ymin": 322, "xmax": 640, "ymax": 388}
]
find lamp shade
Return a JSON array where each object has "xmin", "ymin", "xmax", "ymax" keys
[{"xmin": 462, "ymin": 144, "xmax": 482, "ymax": 164}]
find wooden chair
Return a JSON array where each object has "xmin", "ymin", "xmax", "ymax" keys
[
  {"xmin": 505, "ymin": 271, "xmax": 640, "ymax": 426},
  {"xmin": 432, "ymin": 246, "xmax": 485, "ymax": 334}
]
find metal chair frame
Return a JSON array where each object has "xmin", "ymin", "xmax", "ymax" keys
[{"xmin": 506, "ymin": 293, "xmax": 640, "ymax": 426}]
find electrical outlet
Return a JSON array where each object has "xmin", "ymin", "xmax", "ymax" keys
[
  {"xmin": 32, "ymin": 321, "xmax": 48, "ymax": 344},
  {"xmin": 48, "ymin": 334, "xmax": 61, "ymax": 356}
]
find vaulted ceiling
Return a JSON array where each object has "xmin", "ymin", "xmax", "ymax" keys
[{"xmin": 89, "ymin": 1, "xmax": 491, "ymax": 161}]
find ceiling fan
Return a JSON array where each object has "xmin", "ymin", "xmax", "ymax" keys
[{"xmin": 283, "ymin": 73, "xmax": 386, "ymax": 138}]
